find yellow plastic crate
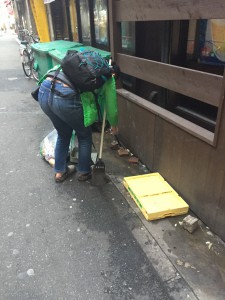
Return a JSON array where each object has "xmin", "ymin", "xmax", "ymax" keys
[{"xmin": 123, "ymin": 173, "xmax": 189, "ymax": 221}]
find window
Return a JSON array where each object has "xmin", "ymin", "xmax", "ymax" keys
[
  {"xmin": 93, "ymin": 0, "xmax": 108, "ymax": 47},
  {"xmin": 118, "ymin": 22, "xmax": 136, "ymax": 92},
  {"xmin": 76, "ymin": 0, "xmax": 110, "ymax": 50},
  {"xmin": 198, "ymin": 19, "xmax": 225, "ymax": 66},
  {"xmin": 121, "ymin": 22, "xmax": 135, "ymax": 54},
  {"xmin": 186, "ymin": 20, "xmax": 197, "ymax": 59},
  {"xmin": 80, "ymin": 0, "xmax": 91, "ymax": 44},
  {"xmin": 118, "ymin": 20, "xmax": 223, "ymax": 132}
]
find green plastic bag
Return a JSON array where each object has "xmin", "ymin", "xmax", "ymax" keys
[{"xmin": 80, "ymin": 77, "xmax": 118, "ymax": 127}]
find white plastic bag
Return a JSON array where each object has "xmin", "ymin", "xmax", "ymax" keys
[
  {"xmin": 40, "ymin": 129, "xmax": 76, "ymax": 167},
  {"xmin": 40, "ymin": 129, "xmax": 97, "ymax": 167},
  {"xmin": 40, "ymin": 129, "xmax": 57, "ymax": 167}
]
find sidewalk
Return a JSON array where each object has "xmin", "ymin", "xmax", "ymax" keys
[
  {"xmin": 1, "ymin": 33, "xmax": 224, "ymax": 299},
  {"xmin": 99, "ymin": 130, "xmax": 225, "ymax": 300}
]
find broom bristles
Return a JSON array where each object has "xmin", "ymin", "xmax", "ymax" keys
[{"xmin": 91, "ymin": 159, "xmax": 109, "ymax": 186}]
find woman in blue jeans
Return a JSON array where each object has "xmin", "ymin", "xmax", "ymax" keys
[{"xmin": 38, "ymin": 77, "xmax": 92, "ymax": 182}]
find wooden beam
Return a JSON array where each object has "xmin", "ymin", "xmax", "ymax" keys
[
  {"xmin": 117, "ymin": 53, "xmax": 222, "ymax": 107},
  {"xmin": 108, "ymin": 0, "xmax": 122, "ymax": 61},
  {"xmin": 117, "ymin": 88, "xmax": 215, "ymax": 145},
  {"xmin": 115, "ymin": 0, "xmax": 225, "ymax": 22},
  {"xmin": 213, "ymin": 69, "xmax": 225, "ymax": 146}
]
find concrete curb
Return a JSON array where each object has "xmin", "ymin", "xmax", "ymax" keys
[{"xmin": 110, "ymin": 175, "xmax": 198, "ymax": 300}]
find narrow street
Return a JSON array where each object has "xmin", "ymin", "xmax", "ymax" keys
[{"xmin": 0, "ymin": 34, "xmax": 175, "ymax": 300}]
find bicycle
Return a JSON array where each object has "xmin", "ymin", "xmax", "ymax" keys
[{"xmin": 19, "ymin": 29, "xmax": 40, "ymax": 81}]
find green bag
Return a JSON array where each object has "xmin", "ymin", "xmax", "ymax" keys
[{"xmin": 80, "ymin": 77, "xmax": 118, "ymax": 127}]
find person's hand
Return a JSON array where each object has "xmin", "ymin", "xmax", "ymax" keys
[{"xmin": 111, "ymin": 126, "xmax": 118, "ymax": 135}]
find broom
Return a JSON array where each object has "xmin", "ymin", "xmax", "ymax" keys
[{"xmin": 91, "ymin": 108, "xmax": 109, "ymax": 185}]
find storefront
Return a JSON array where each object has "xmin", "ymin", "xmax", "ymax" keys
[
  {"xmin": 108, "ymin": 0, "xmax": 225, "ymax": 241},
  {"xmin": 75, "ymin": 0, "xmax": 109, "ymax": 50},
  {"xmin": 23, "ymin": 0, "xmax": 225, "ymax": 240}
]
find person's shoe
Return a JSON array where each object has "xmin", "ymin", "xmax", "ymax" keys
[
  {"xmin": 55, "ymin": 165, "xmax": 76, "ymax": 183},
  {"xmin": 77, "ymin": 172, "xmax": 92, "ymax": 181}
]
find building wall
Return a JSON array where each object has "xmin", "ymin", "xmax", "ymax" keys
[
  {"xmin": 29, "ymin": 0, "xmax": 50, "ymax": 42},
  {"xmin": 117, "ymin": 89, "xmax": 225, "ymax": 240}
]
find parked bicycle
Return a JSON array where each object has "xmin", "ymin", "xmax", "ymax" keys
[{"xmin": 19, "ymin": 29, "xmax": 40, "ymax": 81}]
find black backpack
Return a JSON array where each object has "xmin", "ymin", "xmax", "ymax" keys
[{"xmin": 61, "ymin": 50, "xmax": 112, "ymax": 92}]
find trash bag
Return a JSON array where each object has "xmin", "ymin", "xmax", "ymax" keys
[
  {"xmin": 40, "ymin": 129, "xmax": 97, "ymax": 167},
  {"xmin": 40, "ymin": 129, "xmax": 76, "ymax": 167}
]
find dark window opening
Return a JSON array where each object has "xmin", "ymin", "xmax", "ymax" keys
[
  {"xmin": 120, "ymin": 21, "xmax": 136, "ymax": 92},
  {"xmin": 120, "ymin": 19, "xmax": 224, "ymax": 132},
  {"xmin": 76, "ymin": 0, "xmax": 109, "ymax": 50}
]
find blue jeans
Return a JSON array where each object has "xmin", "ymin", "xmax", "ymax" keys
[{"xmin": 38, "ymin": 79, "xmax": 92, "ymax": 174}]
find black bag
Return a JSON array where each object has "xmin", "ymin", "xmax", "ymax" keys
[
  {"xmin": 31, "ymin": 86, "xmax": 39, "ymax": 101},
  {"xmin": 61, "ymin": 50, "xmax": 112, "ymax": 92}
]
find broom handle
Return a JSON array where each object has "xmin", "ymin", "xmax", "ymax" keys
[{"xmin": 99, "ymin": 108, "xmax": 106, "ymax": 159}]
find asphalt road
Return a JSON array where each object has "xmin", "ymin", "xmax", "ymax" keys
[{"xmin": 0, "ymin": 34, "xmax": 173, "ymax": 300}]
